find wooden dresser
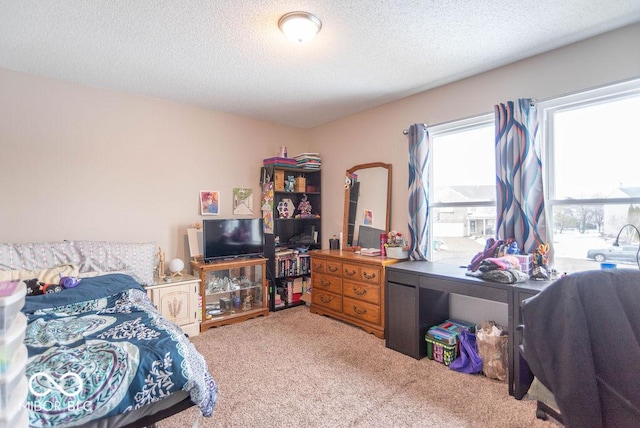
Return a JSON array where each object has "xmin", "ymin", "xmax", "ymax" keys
[{"xmin": 309, "ymin": 249, "xmax": 400, "ymax": 339}]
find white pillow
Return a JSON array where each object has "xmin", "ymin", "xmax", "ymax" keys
[{"xmin": 74, "ymin": 241, "xmax": 156, "ymax": 285}]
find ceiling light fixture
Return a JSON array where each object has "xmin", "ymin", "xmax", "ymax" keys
[{"xmin": 278, "ymin": 11, "xmax": 322, "ymax": 43}]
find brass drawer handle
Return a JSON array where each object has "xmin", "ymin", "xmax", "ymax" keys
[
  {"xmin": 363, "ymin": 271, "xmax": 377, "ymax": 280},
  {"xmin": 320, "ymin": 295, "xmax": 333, "ymax": 303},
  {"xmin": 320, "ymin": 279, "xmax": 332, "ymax": 287},
  {"xmin": 328, "ymin": 265, "xmax": 339, "ymax": 272},
  {"xmin": 313, "ymin": 263, "xmax": 323, "ymax": 270},
  {"xmin": 353, "ymin": 305, "xmax": 367, "ymax": 315},
  {"xmin": 352, "ymin": 286, "xmax": 367, "ymax": 296},
  {"xmin": 344, "ymin": 269, "xmax": 356, "ymax": 277}
]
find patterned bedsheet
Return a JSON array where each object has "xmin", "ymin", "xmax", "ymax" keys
[{"xmin": 21, "ymin": 274, "xmax": 217, "ymax": 427}]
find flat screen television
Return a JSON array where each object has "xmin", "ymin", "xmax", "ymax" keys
[{"xmin": 202, "ymin": 218, "xmax": 264, "ymax": 262}]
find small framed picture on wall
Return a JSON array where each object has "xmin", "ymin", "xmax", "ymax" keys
[
  {"xmin": 200, "ymin": 191, "xmax": 220, "ymax": 215},
  {"xmin": 364, "ymin": 209, "xmax": 373, "ymax": 225},
  {"xmin": 233, "ymin": 187, "xmax": 254, "ymax": 215}
]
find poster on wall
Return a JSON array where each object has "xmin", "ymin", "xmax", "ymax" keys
[
  {"xmin": 261, "ymin": 182, "xmax": 274, "ymax": 234},
  {"xmin": 364, "ymin": 209, "xmax": 373, "ymax": 225},
  {"xmin": 200, "ymin": 191, "xmax": 220, "ymax": 215},
  {"xmin": 232, "ymin": 188, "xmax": 254, "ymax": 215}
]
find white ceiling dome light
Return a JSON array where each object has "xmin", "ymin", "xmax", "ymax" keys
[{"xmin": 278, "ymin": 11, "xmax": 322, "ymax": 43}]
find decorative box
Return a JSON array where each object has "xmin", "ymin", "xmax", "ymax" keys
[
  {"xmin": 295, "ymin": 176, "xmax": 306, "ymax": 192},
  {"xmin": 274, "ymin": 170, "xmax": 285, "ymax": 191}
]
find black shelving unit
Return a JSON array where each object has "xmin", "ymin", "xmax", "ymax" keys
[{"xmin": 261, "ymin": 165, "xmax": 321, "ymax": 311}]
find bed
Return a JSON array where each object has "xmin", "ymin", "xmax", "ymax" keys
[{"xmin": 1, "ymin": 241, "xmax": 218, "ymax": 427}]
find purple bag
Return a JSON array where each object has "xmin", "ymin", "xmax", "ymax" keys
[{"xmin": 449, "ymin": 330, "xmax": 483, "ymax": 374}]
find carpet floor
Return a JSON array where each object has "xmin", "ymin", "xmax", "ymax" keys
[{"xmin": 160, "ymin": 306, "xmax": 560, "ymax": 427}]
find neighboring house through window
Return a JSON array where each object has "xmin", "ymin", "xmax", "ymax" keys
[{"xmin": 428, "ymin": 114, "xmax": 495, "ymax": 266}]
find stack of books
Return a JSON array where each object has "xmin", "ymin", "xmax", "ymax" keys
[
  {"xmin": 274, "ymin": 248, "xmax": 311, "ymax": 278},
  {"xmin": 263, "ymin": 157, "xmax": 298, "ymax": 168},
  {"xmin": 293, "ymin": 153, "xmax": 321, "ymax": 169}
]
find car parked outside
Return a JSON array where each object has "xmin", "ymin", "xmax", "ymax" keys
[{"xmin": 586, "ymin": 245, "xmax": 639, "ymax": 263}]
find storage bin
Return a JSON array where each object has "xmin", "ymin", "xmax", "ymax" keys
[
  {"xmin": 0, "ymin": 312, "xmax": 27, "ymax": 375},
  {"xmin": 514, "ymin": 254, "xmax": 532, "ymax": 274},
  {"xmin": 0, "ymin": 281, "xmax": 26, "ymax": 333},
  {"xmin": 425, "ymin": 335, "xmax": 458, "ymax": 366},
  {"xmin": 294, "ymin": 176, "xmax": 306, "ymax": 192},
  {"xmin": 0, "ymin": 375, "xmax": 27, "ymax": 427},
  {"xmin": 0, "ymin": 405, "xmax": 28, "ymax": 428},
  {"xmin": 427, "ymin": 319, "xmax": 475, "ymax": 345},
  {"xmin": 0, "ymin": 344, "xmax": 27, "ymax": 409}
]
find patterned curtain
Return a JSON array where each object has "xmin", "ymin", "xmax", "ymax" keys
[
  {"xmin": 407, "ymin": 124, "xmax": 430, "ymax": 260},
  {"xmin": 494, "ymin": 99, "xmax": 548, "ymax": 254}
]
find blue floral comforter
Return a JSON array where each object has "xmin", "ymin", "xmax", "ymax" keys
[{"xmin": 21, "ymin": 274, "xmax": 217, "ymax": 427}]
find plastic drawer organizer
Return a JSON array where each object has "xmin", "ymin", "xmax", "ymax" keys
[
  {"xmin": 0, "ymin": 280, "xmax": 29, "ymax": 428},
  {"xmin": 425, "ymin": 319, "xmax": 475, "ymax": 366}
]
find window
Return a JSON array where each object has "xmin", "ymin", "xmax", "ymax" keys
[
  {"xmin": 424, "ymin": 79, "xmax": 640, "ymax": 272},
  {"xmin": 542, "ymin": 79, "xmax": 640, "ymax": 272},
  {"xmin": 429, "ymin": 114, "xmax": 495, "ymax": 266}
]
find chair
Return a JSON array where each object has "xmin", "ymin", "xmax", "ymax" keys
[{"xmin": 520, "ymin": 269, "xmax": 640, "ymax": 427}]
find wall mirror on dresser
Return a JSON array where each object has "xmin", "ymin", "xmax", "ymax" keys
[{"xmin": 342, "ymin": 162, "xmax": 392, "ymax": 248}]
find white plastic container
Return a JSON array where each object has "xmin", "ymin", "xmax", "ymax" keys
[
  {"xmin": 0, "ymin": 281, "xmax": 26, "ymax": 333},
  {"xmin": 0, "ymin": 313, "xmax": 27, "ymax": 375},
  {"xmin": 0, "ymin": 344, "xmax": 27, "ymax": 411},
  {"xmin": 0, "ymin": 376, "xmax": 28, "ymax": 428},
  {"xmin": 0, "ymin": 407, "xmax": 28, "ymax": 428}
]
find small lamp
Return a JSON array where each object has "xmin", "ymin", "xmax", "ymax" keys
[
  {"xmin": 278, "ymin": 12, "xmax": 322, "ymax": 43},
  {"xmin": 168, "ymin": 258, "xmax": 185, "ymax": 277},
  {"xmin": 612, "ymin": 223, "xmax": 640, "ymax": 269}
]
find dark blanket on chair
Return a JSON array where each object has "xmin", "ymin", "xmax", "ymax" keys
[{"xmin": 521, "ymin": 269, "xmax": 640, "ymax": 428}]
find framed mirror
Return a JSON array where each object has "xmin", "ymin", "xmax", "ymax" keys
[{"xmin": 342, "ymin": 162, "xmax": 392, "ymax": 248}]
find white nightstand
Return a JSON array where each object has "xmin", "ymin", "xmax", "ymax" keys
[{"xmin": 146, "ymin": 274, "xmax": 200, "ymax": 337}]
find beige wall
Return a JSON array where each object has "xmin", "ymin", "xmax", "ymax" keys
[
  {"xmin": 0, "ymin": 70, "xmax": 307, "ymax": 260},
  {"xmin": 312, "ymin": 22, "xmax": 640, "ymax": 243},
  {"xmin": 1, "ymin": 23, "xmax": 639, "ymax": 263}
]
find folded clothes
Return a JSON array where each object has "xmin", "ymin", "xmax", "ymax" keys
[
  {"xmin": 478, "ymin": 256, "xmax": 520, "ymax": 272},
  {"xmin": 467, "ymin": 268, "xmax": 529, "ymax": 284}
]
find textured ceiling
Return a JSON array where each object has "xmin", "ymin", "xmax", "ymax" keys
[{"xmin": 1, "ymin": 1, "xmax": 639, "ymax": 129}]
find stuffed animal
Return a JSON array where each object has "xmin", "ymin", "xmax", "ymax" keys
[
  {"xmin": 42, "ymin": 283, "xmax": 63, "ymax": 293},
  {"xmin": 59, "ymin": 275, "xmax": 81, "ymax": 289},
  {"xmin": 24, "ymin": 278, "xmax": 43, "ymax": 295}
]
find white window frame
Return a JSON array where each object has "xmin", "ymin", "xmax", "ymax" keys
[
  {"xmin": 540, "ymin": 78, "xmax": 640, "ymax": 266},
  {"xmin": 428, "ymin": 113, "xmax": 495, "ymax": 261}
]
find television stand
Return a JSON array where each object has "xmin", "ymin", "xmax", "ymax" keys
[{"xmin": 191, "ymin": 258, "xmax": 269, "ymax": 331}]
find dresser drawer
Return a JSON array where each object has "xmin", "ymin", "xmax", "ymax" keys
[
  {"xmin": 313, "ymin": 290, "xmax": 342, "ymax": 312},
  {"xmin": 343, "ymin": 263, "xmax": 381, "ymax": 285},
  {"xmin": 342, "ymin": 263, "xmax": 362, "ymax": 281},
  {"xmin": 342, "ymin": 279, "xmax": 380, "ymax": 305},
  {"xmin": 313, "ymin": 273, "xmax": 342, "ymax": 294},
  {"xmin": 325, "ymin": 260, "xmax": 342, "ymax": 276},
  {"xmin": 343, "ymin": 296, "xmax": 380, "ymax": 325},
  {"xmin": 311, "ymin": 258, "xmax": 325, "ymax": 273}
]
